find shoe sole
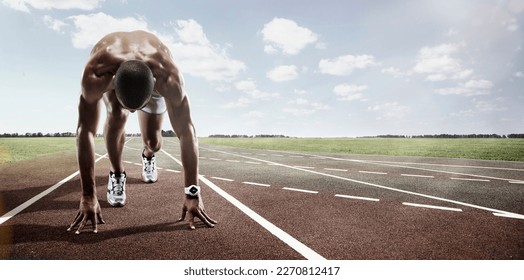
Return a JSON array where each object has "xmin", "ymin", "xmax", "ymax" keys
[
  {"xmin": 141, "ymin": 176, "xmax": 157, "ymax": 183},
  {"xmin": 109, "ymin": 201, "xmax": 125, "ymax": 207}
]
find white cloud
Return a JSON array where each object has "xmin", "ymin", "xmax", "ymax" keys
[
  {"xmin": 319, "ymin": 54, "xmax": 376, "ymax": 76},
  {"xmin": 502, "ymin": 18, "xmax": 519, "ymax": 32},
  {"xmin": 261, "ymin": 18, "xmax": 318, "ymax": 55},
  {"xmin": 333, "ymin": 84, "xmax": 368, "ymax": 101},
  {"xmin": 451, "ymin": 109, "xmax": 475, "ymax": 117},
  {"xmin": 2, "ymin": 0, "xmax": 101, "ymax": 13},
  {"xmin": 284, "ymin": 98, "xmax": 329, "ymax": 116},
  {"xmin": 474, "ymin": 99, "xmax": 507, "ymax": 112},
  {"xmin": 381, "ymin": 67, "xmax": 411, "ymax": 78},
  {"xmin": 234, "ymin": 79, "xmax": 278, "ymax": 100},
  {"xmin": 242, "ymin": 111, "xmax": 265, "ymax": 118},
  {"xmin": 69, "ymin": 12, "xmax": 149, "ymax": 49},
  {"xmin": 368, "ymin": 102, "xmax": 411, "ymax": 120},
  {"xmin": 514, "ymin": 71, "xmax": 523, "ymax": 77},
  {"xmin": 413, "ymin": 42, "xmax": 472, "ymax": 81},
  {"xmin": 43, "ymin": 15, "xmax": 68, "ymax": 33},
  {"xmin": 435, "ymin": 79, "xmax": 494, "ymax": 96},
  {"xmin": 222, "ymin": 97, "xmax": 251, "ymax": 109},
  {"xmin": 266, "ymin": 65, "xmax": 298, "ymax": 82},
  {"xmin": 174, "ymin": 19, "xmax": 209, "ymax": 45},
  {"xmin": 68, "ymin": 14, "xmax": 245, "ymax": 81},
  {"xmin": 164, "ymin": 19, "xmax": 246, "ymax": 81}
]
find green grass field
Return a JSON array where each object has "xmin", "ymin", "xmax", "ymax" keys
[
  {"xmin": 199, "ymin": 137, "xmax": 524, "ymax": 162},
  {"xmin": 1, "ymin": 137, "xmax": 523, "ymax": 164},
  {"xmin": 0, "ymin": 137, "xmax": 104, "ymax": 164}
]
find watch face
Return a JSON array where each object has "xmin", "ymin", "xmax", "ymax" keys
[{"xmin": 189, "ymin": 186, "xmax": 198, "ymax": 195}]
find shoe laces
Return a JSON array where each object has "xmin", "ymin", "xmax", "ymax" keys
[
  {"xmin": 110, "ymin": 174, "xmax": 126, "ymax": 195},
  {"xmin": 143, "ymin": 157, "xmax": 156, "ymax": 174}
]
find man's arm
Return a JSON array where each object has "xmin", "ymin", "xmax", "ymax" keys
[
  {"xmin": 164, "ymin": 78, "xmax": 217, "ymax": 230},
  {"xmin": 168, "ymin": 96, "xmax": 199, "ymax": 186},
  {"xmin": 68, "ymin": 67, "xmax": 110, "ymax": 234}
]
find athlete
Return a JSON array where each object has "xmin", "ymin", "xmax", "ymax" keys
[{"xmin": 67, "ymin": 30, "xmax": 216, "ymax": 234}]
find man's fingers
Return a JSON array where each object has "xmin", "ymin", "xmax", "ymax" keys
[
  {"xmin": 201, "ymin": 210, "xmax": 218, "ymax": 225},
  {"xmin": 67, "ymin": 212, "xmax": 82, "ymax": 231},
  {"xmin": 97, "ymin": 212, "xmax": 105, "ymax": 224},
  {"xmin": 196, "ymin": 211, "xmax": 215, "ymax": 228},
  {"xmin": 75, "ymin": 216, "xmax": 88, "ymax": 234},
  {"xmin": 90, "ymin": 215, "xmax": 98, "ymax": 233},
  {"xmin": 188, "ymin": 212, "xmax": 196, "ymax": 230},
  {"xmin": 177, "ymin": 208, "xmax": 187, "ymax": 223}
]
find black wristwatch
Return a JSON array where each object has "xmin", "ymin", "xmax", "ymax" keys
[{"xmin": 185, "ymin": 185, "xmax": 201, "ymax": 197}]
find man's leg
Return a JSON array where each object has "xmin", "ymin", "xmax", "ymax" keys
[
  {"xmin": 138, "ymin": 110, "xmax": 163, "ymax": 182},
  {"xmin": 103, "ymin": 91, "xmax": 129, "ymax": 207},
  {"xmin": 138, "ymin": 110, "xmax": 163, "ymax": 156},
  {"xmin": 103, "ymin": 92, "xmax": 129, "ymax": 174}
]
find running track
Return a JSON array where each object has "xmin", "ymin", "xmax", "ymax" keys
[{"xmin": 0, "ymin": 138, "xmax": 523, "ymax": 259}]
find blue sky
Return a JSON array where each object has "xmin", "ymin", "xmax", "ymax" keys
[{"xmin": 1, "ymin": 0, "xmax": 523, "ymax": 137}]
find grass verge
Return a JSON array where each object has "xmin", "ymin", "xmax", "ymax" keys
[
  {"xmin": 0, "ymin": 137, "xmax": 104, "ymax": 164},
  {"xmin": 199, "ymin": 137, "xmax": 524, "ymax": 161}
]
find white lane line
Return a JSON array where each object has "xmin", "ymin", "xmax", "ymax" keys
[
  {"xmin": 289, "ymin": 155, "xmax": 304, "ymax": 158},
  {"xmin": 201, "ymin": 147, "xmax": 524, "ymax": 220},
  {"xmin": 401, "ymin": 174, "xmax": 434, "ymax": 178},
  {"xmin": 450, "ymin": 177, "xmax": 491, "ymax": 182},
  {"xmin": 226, "ymin": 160, "xmax": 240, "ymax": 163},
  {"xmin": 282, "ymin": 187, "xmax": 318, "ymax": 194},
  {"xmin": 293, "ymin": 166, "xmax": 315, "ymax": 169},
  {"xmin": 361, "ymin": 159, "xmax": 524, "ymax": 172},
  {"xmin": 492, "ymin": 212, "xmax": 524, "ymax": 220},
  {"xmin": 273, "ymin": 154, "xmax": 284, "ymax": 157},
  {"xmin": 209, "ymin": 158, "xmax": 221, "ymax": 161},
  {"xmin": 402, "ymin": 202, "xmax": 463, "ymax": 212},
  {"xmin": 243, "ymin": 181, "xmax": 271, "ymax": 187},
  {"xmin": 123, "ymin": 160, "xmax": 133, "ymax": 164},
  {"xmin": 324, "ymin": 168, "xmax": 348, "ymax": 172},
  {"xmin": 508, "ymin": 180, "xmax": 524, "ymax": 184},
  {"xmin": 160, "ymin": 149, "xmax": 325, "ymax": 260},
  {"xmin": 165, "ymin": 169, "xmax": 181, "ymax": 173},
  {"xmin": 211, "ymin": 176, "xmax": 234, "ymax": 182},
  {"xmin": 245, "ymin": 161, "xmax": 261, "ymax": 165},
  {"xmin": 359, "ymin": 171, "xmax": 387, "ymax": 175},
  {"xmin": 0, "ymin": 153, "xmax": 108, "ymax": 225},
  {"xmin": 354, "ymin": 159, "xmax": 521, "ymax": 182},
  {"xmin": 133, "ymin": 163, "xmax": 142, "ymax": 166},
  {"xmin": 283, "ymin": 151, "xmax": 524, "ymax": 183},
  {"xmin": 335, "ymin": 194, "xmax": 380, "ymax": 202},
  {"xmin": 199, "ymin": 157, "xmax": 207, "ymax": 159}
]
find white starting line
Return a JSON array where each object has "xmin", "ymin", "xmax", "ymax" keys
[
  {"xmin": 335, "ymin": 194, "xmax": 380, "ymax": 202},
  {"xmin": 451, "ymin": 177, "xmax": 491, "ymax": 182},
  {"xmin": 402, "ymin": 202, "xmax": 463, "ymax": 212},
  {"xmin": 243, "ymin": 181, "xmax": 271, "ymax": 187},
  {"xmin": 283, "ymin": 187, "xmax": 318, "ymax": 194},
  {"xmin": 401, "ymin": 174, "xmax": 434, "ymax": 178}
]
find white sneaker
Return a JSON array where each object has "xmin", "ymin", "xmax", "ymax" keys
[
  {"xmin": 141, "ymin": 153, "xmax": 158, "ymax": 183},
  {"xmin": 107, "ymin": 172, "xmax": 126, "ymax": 207}
]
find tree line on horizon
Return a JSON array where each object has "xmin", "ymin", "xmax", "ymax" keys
[
  {"xmin": 0, "ymin": 130, "xmax": 178, "ymax": 138},
  {"xmin": 361, "ymin": 134, "xmax": 524, "ymax": 139},
  {"xmin": 1, "ymin": 132, "xmax": 523, "ymax": 138}
]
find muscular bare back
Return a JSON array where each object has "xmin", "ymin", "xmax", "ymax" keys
[{"xmin": 82, "ymin": 30, "xmax": 183, "ymax": 103}]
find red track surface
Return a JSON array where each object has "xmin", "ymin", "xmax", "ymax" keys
[{"xmin": 1, "ymin": 138, "xmax": 523, "ymax": 259}]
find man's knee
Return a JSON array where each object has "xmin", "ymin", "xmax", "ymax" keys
[
  {"xmin": 107, "ymin": 109, "xmax": 129, "ymax": 125},
  {"xmin": 144, "ymin": 136, "xmax": 162, "ymax": 153}
]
